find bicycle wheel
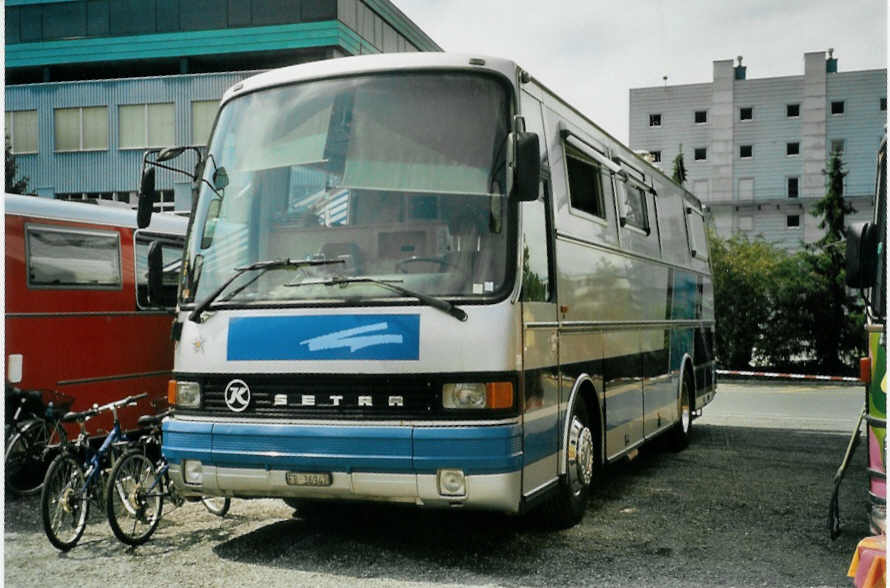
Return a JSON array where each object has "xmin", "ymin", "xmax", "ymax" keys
[
  {"xmin": 106, "ymin": 450, "xmax": 164, "ymax": 546},
  {"xmin": 6, "ymin": 419, "xmax": 65, "ymax": 496},
  {"xmin": 200, "ymin": 496, "xmax": 231, "ymax": 517},
  {"xmin": 40, "ymin": 453, "xmax": 89, "ymax": 551}
]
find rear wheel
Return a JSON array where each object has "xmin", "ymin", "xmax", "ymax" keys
[
  {"xmin": 41, "ymin": 453, "xmax": 88, "ymax": 551},
  {"xmin": 669, "ymin": 374, "xmax": 694, "ymax": 451},
  {"xmin": 6, "ymin": 419, "xmax": 65, "ymax": 496},
  {"xmin": 200, "ymin": 496, "xmax": 230, "ymax": 517},
  {"xmin": 543, "ymin": 397, "xmax": 597, "ymax": 529},
  {"xmin": 106, "ymin": 451, "xmax": 164, "ymax": 546}
]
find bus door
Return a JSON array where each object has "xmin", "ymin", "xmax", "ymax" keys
[{"xmin": 519, "ymin": 91, "xmax": 560, "ymax": 496}]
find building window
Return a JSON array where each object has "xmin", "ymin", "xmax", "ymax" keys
[
  {"xmin": 5, "ymin": 110, "xmax": 39, "ymax": 154},
  {"xmin": 650, "ymin": 150, "xmax": 662, "ymax": 163},
  {"xmin": 830, "ymin": 139, "xmax": 845, "ymax": 155},
  {"xmin": 831, "ymin": 100, "xmax": 845, "ymax": 115},
  {"xmin": 739, "ymin": 107, "xmax": 753, "ymax": 121},
  {"xmin": 786, "ymin": 142, "xmax": 800, "ymax": 156},
  {"xmin": 694, "ymin": 110, "xmax": 707, "ymax": 124},
  {"xmin": 648, "ymin": 113, "xmax": 661, "ymax": 127},
  {"xmin": 155, "ymin": 190, "xmax": 175, "ymax": 212},
  {"xmin": 739, "ymin": 144, "xmax": 753, "ymax": 159},
  {"xmin": 694, "ymin": 147, "xmax": 707, "ymax": 161},
  {"xmin": 26, "ymin": 225, "xmax": 121, "ymax": 289},
  {"xmin": 54, "ymin": 106, "xmax": 108, "ymax": 152},
  {"xmin": 787, "ymin": 215, "xmax": 800, "ymax": 228},
  {"xmin": 881, "ymin": 98, "xmax": 887, "ymax": 111},
  {"xmin": 119, "ymin": 103, "xmax": 175, "ymax": 149},
  {"xmin": 191, "ymin": 100, "xmax": 220, "ymax": 146},
  {"xmin": 786, "ymin": 103, "xmax": 800, "ymax": 118},
  {"xmin": 787, "ymin": 177, "xmax": 799, "ymax": 199},
  {"xmin": 565, "ymin": 146, "xmax": 606, "ymax": 219}
]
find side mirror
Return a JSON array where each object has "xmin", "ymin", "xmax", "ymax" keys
[
  {"xmin": 147, "ymin": 240, "xmax": 165, "ymax": 306},
  {"xmin": 137, "ymin": 168, "xmax": 156, "ymax": 229},
  {"xmin": 513, "ymin": 132, "xmax": 540, "ymax": 202},
  {"xmin": 845, "ymin": 221, "xmax": 878, "ymax": 288},
  {"xmin": 157, "ymin": 146, "xmax": 186, "ymax": 162}
]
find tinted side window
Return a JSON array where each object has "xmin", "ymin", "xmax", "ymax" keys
[
  {"xmin": 566, "ymin": 146, "xmax": 605, "ymax": 219},
  {"xmin": 26, "ymin": 225, "xmax": 121, "ymax": 288},
  {"xmin": 135, "ymin": 237, "xmax": 183, "ymax": 308},
  {"xmin": 520, "ymin": 179, "xmax": 552, "ymax": 302},
  {"xmin": 685, "ymin": 206, "xmax": 709, "ymax": 261},
  {"xmin": 620, "ymin": 184, "xmax": 649, "ymax": 232}
]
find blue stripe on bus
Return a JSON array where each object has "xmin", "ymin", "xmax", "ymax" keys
[
  {"xmin": 227, "ymin": 314, "xmax": 420, "ymax": 361},
  {"xmin": 162, "ymin": 419, "xmax": 522, "ymax": 475}
]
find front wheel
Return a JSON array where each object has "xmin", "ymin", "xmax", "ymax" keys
[
  {"xmin": 106, "ymin": 450, "xmax": 164, "ymax": 546},
  {"xmin": 542, "ymin": 397, "xmax": 597, "ymax": 529},
  {"xmin": 6, "ymin": 419, "xmax": 66, "ymax": 496},
  {"xmin": 41, "ymin": 453, "xmax": 89, "ymax": 551},
  {"xmin": 200, "ymin": 496, "xmax": 230, "ymax": 517}
]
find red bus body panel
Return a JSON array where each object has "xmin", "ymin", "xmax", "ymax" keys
[{"xmin": 4, "ymin": 196, "xmax": 186, "ymax": 435}]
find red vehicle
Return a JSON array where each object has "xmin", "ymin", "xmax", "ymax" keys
[{"xmin": 5, "ymin": 194, "xmax": 186, "ymax": 435}]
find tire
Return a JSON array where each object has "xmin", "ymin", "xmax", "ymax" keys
[
  {"xmin": 669, "ymin": 374, "xmax": 694, "ymax": 451},
  {"xmin": 105, "ymin": 450, "xmax": 164, "ymax": 546},
  {"xmin": 543, "ymin": 397, "xmax": 597, "ymax": 529},
  {"xmin": 40, "ymin": 453, "xmax": 89, "ymax": 551},
  {"xmin": 200, "ymin": 496, "xmax": 230, "ymax": 517},
  {"xmin": 6, "ymin": 419, "xmax": 66, "ymax": 496}
]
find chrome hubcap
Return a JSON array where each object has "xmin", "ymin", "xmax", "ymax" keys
[
  {"xmin": 680, "ymin": 382, "xmax": 691, "ymax": 433},
  {"xmin": 567, "ymin": 416, "xmax": 594, "ymax": 495}
]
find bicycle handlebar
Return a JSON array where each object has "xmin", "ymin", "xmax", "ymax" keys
[{"xmin": 60, "ymin": 393, "xmax": 150, "ymax": 423}]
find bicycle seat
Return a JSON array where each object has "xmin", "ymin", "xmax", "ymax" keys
[{"xmin": 137, "ymin": 410, "xmax": 171, "ymax": 427}]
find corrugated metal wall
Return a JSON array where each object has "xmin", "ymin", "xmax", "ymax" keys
[{"xmin": 6, "ymin": 71, "xmax": 256, "ymax": 206}]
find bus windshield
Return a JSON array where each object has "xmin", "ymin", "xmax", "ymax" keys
[{"xmin": 183, "ymin": 72, "xmax": 513, "ymax": 307}]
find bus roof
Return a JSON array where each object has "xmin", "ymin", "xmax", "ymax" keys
[
  {"xmin": 4, "ymin": 194, "xmax": 188, "ymax": 236},
  {"xmin": 222, "ymin": 53, "xmax": 518, "ymax": 105}
]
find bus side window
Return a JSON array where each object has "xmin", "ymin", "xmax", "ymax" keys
[
  {"xmin": 520, "ymin": 177, "xmax": 553, "ymax": 302},
  {"xmin": 135, "ymin": 237, "xmax": 183, "ymax": 309}
]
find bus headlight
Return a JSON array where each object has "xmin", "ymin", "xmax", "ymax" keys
[
  {"xmin": 442, "ymin": 382, "xmax": 513, "ymax": 410},
  {"xmin": 170, "ymin": 380, "xmax": 201, "ymax": 409}
]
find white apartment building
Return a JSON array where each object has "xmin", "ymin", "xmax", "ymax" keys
[{"xmin": 629, "ymin": 51, "xmax": 886, "ymax": 250}]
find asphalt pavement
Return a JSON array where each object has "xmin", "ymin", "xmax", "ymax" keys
[{"xmin": 4, "ymin": 381, "xmax": 873, "ymax": 587}]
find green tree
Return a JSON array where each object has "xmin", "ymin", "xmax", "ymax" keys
[
  {"xmin": 803, "ymin": 148, "xmax": 863, "ymax": 374},
  {"xmin": 5, "ymin": 140, "xmax": 31, "ymax": 194},
  {"xmin": 672, "ymin": 144, "xmax": 687, "ymax": 186},
  {"xmin": 709, "ymin": 229, "xmax": 785, "ymax": 368}
]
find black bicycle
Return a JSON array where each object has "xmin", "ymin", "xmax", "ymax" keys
[
  {"xmin": 5, "ymin": 385, "xmax": 72, "ymax": 496},
  {"xmin": 40, "ymin": 393, "xmax": 146, "ymax": 551},
  {"xmin": 106, "ymin": 410, "xmax": 230, "ymax": 546}
]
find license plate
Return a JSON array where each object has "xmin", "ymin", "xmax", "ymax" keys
[{"xmin": 285, "ymin": 472, "xmax": 332, "ymax": 487}]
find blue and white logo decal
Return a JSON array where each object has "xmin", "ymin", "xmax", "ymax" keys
[{"xmin": 227, "ymin": 315, "xmax": 420, "ymax": 361}]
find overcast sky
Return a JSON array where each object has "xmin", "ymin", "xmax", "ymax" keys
[{"xmin": 390, "ymin": 0, "xmax": 887, "ymax": 144}]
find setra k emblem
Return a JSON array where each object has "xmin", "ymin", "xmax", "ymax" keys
[{"xmin": 224, "ymin": 379, "xmax": 251, "ymax": 412}]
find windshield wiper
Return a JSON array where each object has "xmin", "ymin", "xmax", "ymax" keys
[
  {"xmin": 188, "ymin": 258, "xmax": 344, "ymax": 323},
  {"xmin": 285, "ymin": 276, "xmax": 468, "ymax": 322}
]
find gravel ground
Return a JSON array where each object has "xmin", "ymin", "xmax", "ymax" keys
[{"xmin": 4, "ymin": 423, "xmax": 869, "ymax": 588}]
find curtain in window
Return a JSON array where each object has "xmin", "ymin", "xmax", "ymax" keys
[
  {"xmin": 54, "ymin": 108, "xmax": 81, "ymax": 151},
  {"xmin": 12, "ymin": 110, "xmax": 38, "ymax": 153},
  {"xmin": 148, "ymin": 103, "xmax": 175, "ymax": 147},
  {"xmin": 82, "ymin": 107, "xmax": 108, "ymax": 150},
  {"xmin": 119, "ymin": 104, "xmax": 145, "ymax": 149},
  {"xmin": 192, "ymin": 101, "xmax": 219, "ymax": 146}
]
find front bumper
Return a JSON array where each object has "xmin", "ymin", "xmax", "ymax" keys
[{"xmin": 163, "ymin": 417, "xmax": 524, "ymax": 513}]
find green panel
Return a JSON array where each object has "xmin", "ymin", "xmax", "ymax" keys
[
  {"xmin": 6, "ymin": 21, "xmax": 348, "ymax": 68},
  {"xmin": 362, "ymin": 0, "xmax": 441, "ymax": 52}
]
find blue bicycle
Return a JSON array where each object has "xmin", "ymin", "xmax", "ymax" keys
[{"xmin": 39, "ymin": 393, "xmax": 147, "ymax": 551}]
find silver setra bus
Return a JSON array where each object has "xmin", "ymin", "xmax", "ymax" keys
[{"xmin": 152, "ymin": 53, "xmax": 716, "ymax": 527}]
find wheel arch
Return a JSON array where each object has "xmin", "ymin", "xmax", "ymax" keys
[
  {"xmin": 678, "ymin": 353, "xmax": 696, "ymax": 411},
  {"xmin": 559, "ymin": 374, "xmax": 603, "ymax": 476}
]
